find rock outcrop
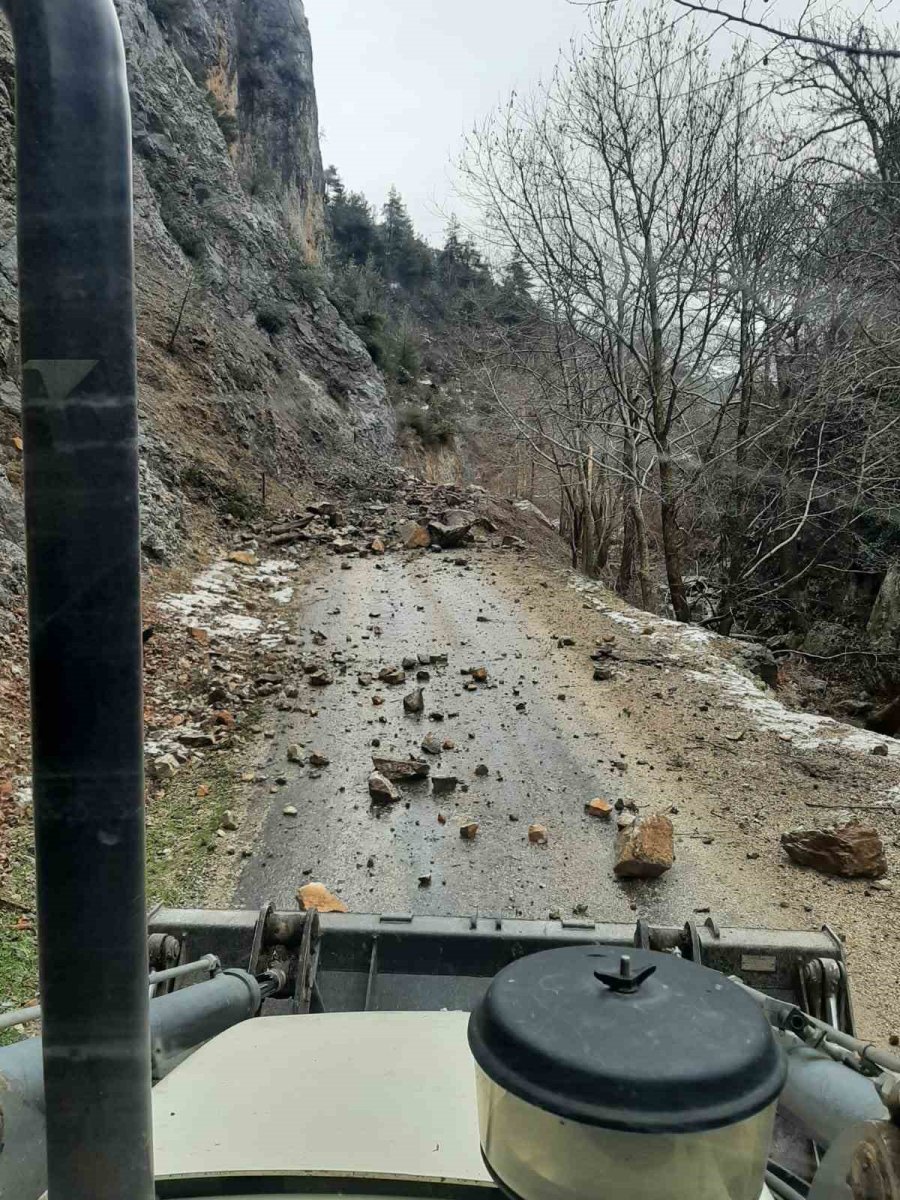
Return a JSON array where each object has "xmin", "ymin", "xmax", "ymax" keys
[{"xmin": 0, "ymin": 0, "xmax": 394, "ymax": 586}]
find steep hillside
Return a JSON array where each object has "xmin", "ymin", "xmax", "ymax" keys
[{"xmin": 0, "ymin": 0, "xmax": 394, "ymax": 620}]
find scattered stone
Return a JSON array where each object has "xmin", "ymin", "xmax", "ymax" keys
[
  {"xmin": 379, "ymin": 665, "xmax": 406, "ymax": 685},
  {"xmin": 404, "ymin": 687, "xmax": 425, "ymax": 714},
  {"xmin": 369, "ymin": 771, "xmax": 401, "ymax": 803},
  {"xmin": 421, "ymin": 733, "xmax": 442, "ymax": 755},
  {"xmin": 331, "ymin": 538, "xmax": 357, "ymax": 556},
  {"xmin": 614, "ymin": 814, "xmax": 675, "ymax": 879},
  {"xmin": 594, "ymin": 666, "xmax": 615, "ymax": 682},
  {"xmin": 418, "ymin": 873, "xmax": 433, "ymax": 887},
  {"xmin": 585, "ymin": 798, "xmax": 613, "ymax": 819},
  {"xmin": 371, "ymin": 536, "xmax": 386, "ymax": 555},
  {"xmin": 188, "ymin": 626, "xmax": 209, "ymax": 646},
  {"xmin": 297, "ymin": 883, "xmax": 348, "ymax": 913},
  {"xmin": 871, "ymin": 744, "xmax": 890, "ymax": 757},
  {"xmin": 432, "ymin": 776, "xmax": 459, "ymax": 795},
  {"xmin": 151, "ymin": 754, "xmax": 180, "ymax": 781},
  {"xmin": 309, "ymin": 752, "xmax": 330, "ymax": 769},
  {"xmin": 870, "ymin": 879, "xmax": 893, "ymax": 892},
  {"xmin": 357, "ymin": 672, "xmax": 374, "ymax": 686},
  {"xmin": 474, "ymin": 764, "xmax": 489, "ymax": 777},
  {"xmin": 282, "ymin": 805, "xmax": 298, "ymax": 817},
  {"xmin": 460, "ymin": 821, "xmax": 479, "ymax": 840},
  {"xmin": 178, "ymin": 730, "xmax": 216, "ymax": 748},
  {"xmin": 287, "ymin": 744, "xmax": 304, "ymax": 763},
  {"xmin": 227, "ymin": 550, "xmax": 258, "ymax": 566},
  {"xmin": 220, "ymin": 810, "xmax": 238, "ymax": 831},
  {"xmin": 528, "ymin": 823, "xmax": 548, "ymax": 845},
  {"xmin": 308, "ymin": 670, "xmax": 333, "ymax": 687},
  {"xmin": 372, "ymin": 756, "xmax": 429, "ymax": 780},
  {"xmin": 781, "ymin": 823, "xmax": 887, "ymax": 879}
]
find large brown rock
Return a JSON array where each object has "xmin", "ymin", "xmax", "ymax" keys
[
  {"xmin": 400, "ymin": 522, "xmax": 431, "ymax": 549},
  {"xmin": 614, "ymin": 814, "xmax": 674, "ymax": 879},
  {"xmin": 781, "ymin": 822, "xmax": 887, "ymax": 878}
]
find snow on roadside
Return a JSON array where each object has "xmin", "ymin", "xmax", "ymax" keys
[
  {"xmin": 162, "ymin": 557, "xmax": 296, "ymax": 646},
  {"xmin": 572, "ymin": 577, "xmax": 899, "ymax": 758}
]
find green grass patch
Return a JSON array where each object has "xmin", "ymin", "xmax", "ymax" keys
[
  {"xmin": 146, "ymin": 754, "xmax": 237, "ymax": 908},
  {"xmin": 0, "ymin": 732, "xmax": 254, "ymax": 1042}
]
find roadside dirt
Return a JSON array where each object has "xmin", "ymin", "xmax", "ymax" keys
[{"xmin": 224, "ymin": 540, "xmax": 900, "ymax": 1042}]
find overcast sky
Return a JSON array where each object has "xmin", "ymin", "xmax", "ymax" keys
[
  {"xmin": 304, "ymin": 0, "xmax": 887, "ymax": 246},
  {"xmin": 304, "ymin": 0, "xmax": 586, "ymax": 244}
]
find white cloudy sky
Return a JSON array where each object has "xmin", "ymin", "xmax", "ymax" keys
[{"xmin": 303, "ymin": 0, "xmax": 893, "ymax": 245}]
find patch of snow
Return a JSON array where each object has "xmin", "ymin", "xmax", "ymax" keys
[
  {"xmin": 161, "ymin": 558, "xmax": 290, "ymax": 643},
  {"xmin": 572, "ymin": 571, "xmax": 898, "ymax": 758}
]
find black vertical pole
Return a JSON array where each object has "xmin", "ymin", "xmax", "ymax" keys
[{"xmin": 4, "ymin": 1, "xmax": 155, "ymax": 1196}]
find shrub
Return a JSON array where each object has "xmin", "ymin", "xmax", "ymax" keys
[
  {"xmin": 286, "ymin": 260, "xmax": 326, "ymax": 303},
  {"xmin": 205, "ymin": 92, "xmax": 238, "ymax": 147},
  {"xmin": 397, "ymin": 402, "xmax": 456, "ymax": 448},
  {"xmin": 148, "ymin": 0, "xmax": 189, "ymax": 25},
  {"xmin": 255, "ymin": 302, "xmax": 289, "ymax": 335}
]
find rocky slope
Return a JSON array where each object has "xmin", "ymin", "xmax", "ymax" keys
[{"xmin": 0, "ymin": 0, "xmax": 394, "ymax": 623}]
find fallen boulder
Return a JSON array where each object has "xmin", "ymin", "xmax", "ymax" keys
[
  {"xmin": 614, "ymin": 814, "xmax": 674, "ymax": 879},
  {"xmin": 400, "ymin": 522, "xmax": 431, "ymax": 549},
  {"xmin": 427, "ymin": 520, "xmax": 472, "ymax": 549},
  {"xmin": 781, "ymin": 822, "xmax": 886, "ymax": 878}
]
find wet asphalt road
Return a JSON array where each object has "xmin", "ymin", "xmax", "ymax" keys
[{"xmin": 235, "ymin": 552, "xmax": 703, "ymax": 922}]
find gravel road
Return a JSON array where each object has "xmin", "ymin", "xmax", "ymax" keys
[{"xmin": 231, "ymin": 547, "xmax": 900, "ymax": 1040}]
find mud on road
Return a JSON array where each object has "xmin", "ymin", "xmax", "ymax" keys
[{"xmin": 229, "ymin": 545, "xmax": 900, "ymax": 1042}]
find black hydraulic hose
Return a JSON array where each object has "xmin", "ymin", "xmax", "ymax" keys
[{"xmin": 1, "ymin": 2, "xmax": 154, "ymax": 1198}]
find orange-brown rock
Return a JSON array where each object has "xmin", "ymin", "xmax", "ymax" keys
[
  {"xmin": 586, "ymin": 798, "xmax": 613, "ymax": 819},
  {"xmin": 400, "ymin": 522, "xmax": 430, "ymax": 549},
  {"xmin": 781, "ymin": 822, "xmax": 886, "ymax": 879},
  {"xmin": 614, "ymin": 814, "xmax": 674, "ymax": 879},
  {"xmin": 297, "ymin": 883, "xmax": 349, "ymax": 914}
]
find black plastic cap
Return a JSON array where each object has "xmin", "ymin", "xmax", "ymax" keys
[{"xmin": 468, "ymin": 946, "xmax": 786, "ymax": 1134}]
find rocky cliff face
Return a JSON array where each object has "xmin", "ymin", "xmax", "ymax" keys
[{"xmin": 0, "ymin": 0, "xmax": 393, "ymax": 619}]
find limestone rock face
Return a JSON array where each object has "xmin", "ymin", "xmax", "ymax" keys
[{"xmin": 0, "ymin": 0, "xmax": 394, "ymax": 585}]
